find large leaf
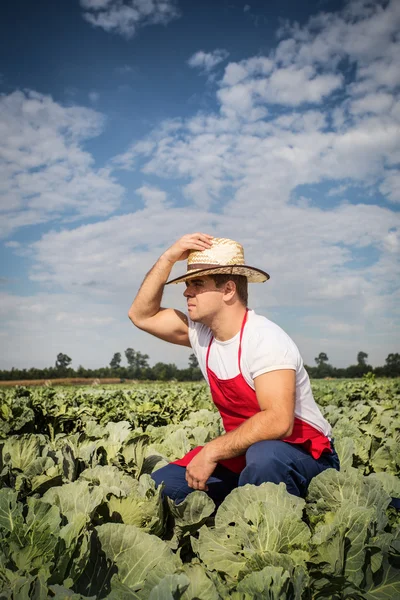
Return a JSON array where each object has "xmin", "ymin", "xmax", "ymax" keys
[
  {"xmin": 181, "ymin": 563, "xmax": 219, "ymax": 600},
  {"xmin": 100, "ymin": 422, "xmax": 133, "ymax": 461},
  {"xmin": 193, "ymin": 484, "xmax": 310, "ymax": 582},
  {"xmin": 50, "ymin": 513, "xmax": 88, "ymax": 584},
  {"xmin": 363, "ymin": 556, "xmax": 400, "ymax": 599},
  {"xmin": 307, "ymin": 467, "xmax": 391, "ymax": 531},
  {"xmin": 193, "ymin": 524, "xmax": 246, "ymax": 580},
  {"xmin": 120, "ymin": 434, "xmax": 150, "ymax": 477},
  {"xmin": 370, "ymin": 436, "xmax": 400, "ymax": 476},
  {"xmin": 335, "ymin": 437, "xmax": 355, "ymax": 470},
  {"xmin": 148, "ymin": 574, "xmax": 190, "ymax": 600},
  {"xmin": 149, "ymin": 430, "xmax": 192, "ymax": 462},
  {"xmin": 216, "ymin": 482, "xmax": 305, "ymax": 531},
  {"xmin": 49, "ymin": 584, "xmax": 97, "ymax": 599},
  {"xmin": 311, "ymin": 505, "xmax": 375, "ymax": 586},
  {"xmin": 73, "ymin": 529, "xmax": 116, "ymax": 599},
  {"xmin": 166, "ymin": 491, "xmax": 214, "ymax": 549},
  {"xmin": 43, "ymin": 480, "xmax": 104, "ymax": 523},
  {"xmin": 0, "ymin": 488, "xmax": 23, "ymax": 535},
  {"xmin": 368, "ymin": 472, "xmax": 400, "ymax": 500},
  {"xmin": 0, "ymin": 570, "xmax": 33, "ymax": 600},
  {"xmin": 79, "ymin": 465, "xmax": 137, "ymax": 499},
  {"xmin": 12, "ymin": 498, "xmax": 61, "ymax": 573},
  {"xmin": 96, "ymin": 523, "xmax": 182, "ymax": 598},
  {"xmin": 332, "ymin": 419, "xmax": 371, "ymax": 465},
  {"xmin": 243, "ymin": 500, "xmax": 310, "ymax": 554},
  {"xmin": 238, "ymin": 552, "xmax": 309, "ymax": 600},
  {"xmin": 2, "ymin": 435, "xmax": 45, "ymax": 472},
  {"xmin": 15, "ymin": 455, "xmax": 63, "ymax": 495},
  {"xmin": 236, "ymin": 566, "xmax": 291, "ymax": 599},
  {"xmin": 107, "ymin": 475, "xmax": 164, "ymax": 536}
]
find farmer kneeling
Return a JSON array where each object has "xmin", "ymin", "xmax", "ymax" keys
[{"xmin": 128, "ymin": 233, "xmax": 339, "ymax": 506}]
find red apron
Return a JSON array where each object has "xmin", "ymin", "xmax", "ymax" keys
[{"xmin": 173, "ymin": 310, "xmax": 331, "ymax": 474}]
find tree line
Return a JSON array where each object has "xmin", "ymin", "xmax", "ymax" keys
[
  {"xmin": 306, "ymin": 351, "xmax": 400, "ymax": 378},
  {"xmin": 0, "ymin": 349, "xmax": 203, "ymax": 382},
  {"xmin": 0, "ymin": 349, "xmax": 399, "ymax": 382}
]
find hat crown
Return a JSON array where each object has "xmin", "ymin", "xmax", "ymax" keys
[{"xmin": 188, "ymin": 237, "xmax": 245, "ymax": 267}]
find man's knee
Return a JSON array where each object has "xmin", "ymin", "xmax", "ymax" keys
[
  {"xmin": 245, "ymin": 439, "xmax": 284, "ymax": 464},
  {"xmin": 240, "ymin": 440, "xmax": 288, "ymax": 486},
  {"xmin": 151, "ymin": 464, "xmax": 189, "ymax": 502}
]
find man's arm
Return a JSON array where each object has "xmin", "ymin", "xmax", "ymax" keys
[
  {"xmin": 128, "ymin": 233, "xmax": 213, "ymax": 347},
  {"xmin": 185, "ymin": 369, "xmax": 295, "ymax": 489}
]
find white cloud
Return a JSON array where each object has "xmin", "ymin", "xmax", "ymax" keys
[
  {"xmin": 136, "ymin": 184, "xmax": 168, "ymax": 208},
  {"xmin": 218, "ymin": 62, "xmax": 342, "ymax": 117},
  {"xmin": 221, "ymin": 57, "xmax": 274, "ymax": 87},
  {"xmin": 5, "ymin": 195, "xmax": 395, "ymax": 369},
  {"xmin": 80, "ymin": 0, "xmax": 180, "ymax": 38},
  {"xmin": 0, "ymin": 90, "xmax": 124, "ymax": 237},
  {"xmin": 380, "ymin": 171, "xmax": 400, "ymax": 204},
  {"xmin": 383, "ymin": 229, "xmax": 399, "ymax": 253},
  {"xmin": 262, "ymin": 66, "xmax": 343, "ymax": 106},
  {"xmin": 188, "ymin": 49, "xmax": 229, "ymax": 73},
  {"xmin": 350, "ymin": 92, "xmax": 394, "ymax": 115}
]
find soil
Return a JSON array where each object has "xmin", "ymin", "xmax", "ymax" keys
[{"xmin": 0, "ymin": 378, "xmax": 136, "ymax": 387}]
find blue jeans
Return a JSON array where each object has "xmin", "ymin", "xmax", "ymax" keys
[{"xmin": 151, "ymin": 439, "xmax": 340, "ymax": 505}]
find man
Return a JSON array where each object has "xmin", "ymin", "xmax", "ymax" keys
[{"xmin": 128, "ymin": 233, "xmax": 339, "ymax": 506}]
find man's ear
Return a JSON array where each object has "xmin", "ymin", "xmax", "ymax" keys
[{"xmin": 224, "ymin": 280, "xmax": 236, "ymax": 299}]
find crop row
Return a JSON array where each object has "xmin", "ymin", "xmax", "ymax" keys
[{"xmin": 0, "ymin": 378, "xmax": 399, "ymax": 598}]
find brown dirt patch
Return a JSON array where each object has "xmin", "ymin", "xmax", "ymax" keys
[{"xmin": 0, "ymin": 378, "xmax": 136, "ymax": 387}]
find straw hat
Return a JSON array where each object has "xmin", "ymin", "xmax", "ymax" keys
[{"xmin": 166, "ymin": 237, "xmax": 270, "ymax": 284}]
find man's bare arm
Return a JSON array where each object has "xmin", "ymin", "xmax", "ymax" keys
[
  {"xmin": 128, "ymin": 233, "xmax": 213, "ymax": 347},
  {"xmin": 185, "ymin": 369, "xmax": 295, "ymax": 489}
]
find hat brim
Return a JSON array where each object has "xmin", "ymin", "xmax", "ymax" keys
[{"xmin": 166, "ymin": 265, "xmax": 270, "ymax": 285}]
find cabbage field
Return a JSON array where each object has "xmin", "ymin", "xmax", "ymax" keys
[{"xmin": 0, "ymin": 377, "xmax": 399, "ymax": 599}]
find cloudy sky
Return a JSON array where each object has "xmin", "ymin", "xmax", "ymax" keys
[{"xmin": 1, "ymin": 0, "xmax": 399, "ymax": 371}]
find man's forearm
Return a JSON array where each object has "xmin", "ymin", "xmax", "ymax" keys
[
  {"xmin": 203, "ymin": 410, "xmax": 293, "ymax": 462},
  {"xmin": 128, "ymin": 254, "xmax": 174, "ymax": 323}
]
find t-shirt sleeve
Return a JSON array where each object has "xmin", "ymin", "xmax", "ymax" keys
[{"xmin": 246, "ymin": 327, "xmax": 299, "ymax": 380}]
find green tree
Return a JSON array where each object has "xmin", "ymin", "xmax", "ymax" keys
[
  {"xmin": 137, "ymin": 352, "xmax": 150, "ymax": 369},
  {"xmin": 152, "ymin": 362, "xmax": 178, "ymax": 381},
  {"xmin": 384, "ymin": 353, "xmax": 400, "ymax": 376},
  {"xmin": 188, "ymin": 353, "xmax": 199, "ymax": 368},
  {"xmin": 125, "ymin": 348, "xmax": 150, "ymax": 373},
  {"xmin": 110, "ymin": 352, "xmax": 122, "ymax": 369},
  {"xmin": 357, "ymin": 351, "xmax": 368, "ymax": 366},
  {"xmin": 313, "ymin": 352, "xmax": 334, "ymax": 378},
  {"xmin": 55, "ymin": 353, "xmax": 72, "ymax": 369},
  {"xmin": 314, "ymin": 352, "xmax": 329, "ymax": 367},
  {"xmin": 125, "ymin": 348, "xmax": 136, "ymax": 368}
]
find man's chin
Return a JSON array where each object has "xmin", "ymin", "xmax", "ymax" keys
[{"xmin": 189, "ymin": 313, "xmax": 201, "ymax": 322}]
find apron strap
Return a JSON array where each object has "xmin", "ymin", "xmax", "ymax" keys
[{"xmin": 238, "ymin": 308, "xmax": 249, "ymax": 373}]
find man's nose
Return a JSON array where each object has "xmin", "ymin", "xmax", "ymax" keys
[{"xmin": 183, "ymin": 286, "xmax": 192, "ymax": 297}]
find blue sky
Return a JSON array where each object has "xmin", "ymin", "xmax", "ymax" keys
[{"xmin": 0, "ymin": 0, "xmax": 399, "ymax": 370}]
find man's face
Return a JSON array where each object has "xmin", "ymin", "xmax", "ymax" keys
[{"xmin": 183, "ymin": 276, "xmax": 223, "ymax": 322}]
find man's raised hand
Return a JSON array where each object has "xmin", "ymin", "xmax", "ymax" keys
[{"xmin": 163, "ymin": 233, "xmax": 213, "ymax": 264}]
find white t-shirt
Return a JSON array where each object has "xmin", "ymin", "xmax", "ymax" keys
[{"xmin": 187, "ymin": 309, "xmax": 332, "ymax": 438}]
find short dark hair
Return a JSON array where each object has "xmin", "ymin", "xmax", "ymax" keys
[{"xmin": 209, "ymin": 274, "xmax": 248, "ymax": 306}]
